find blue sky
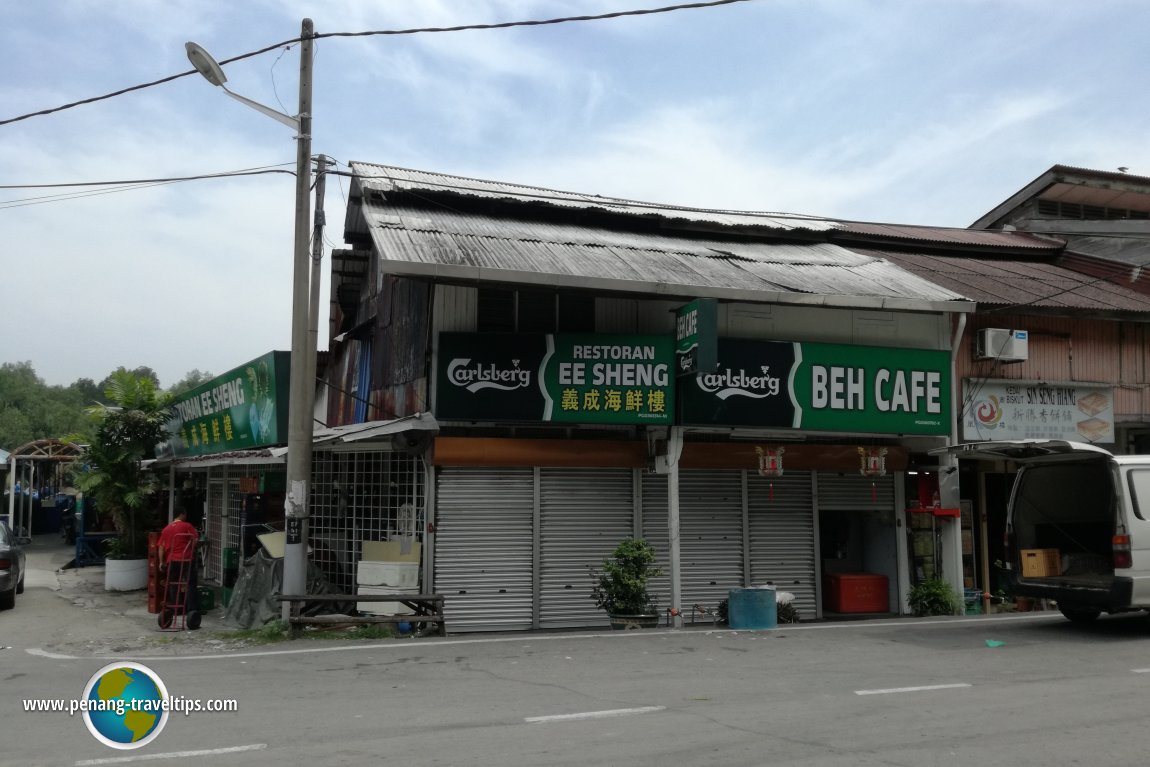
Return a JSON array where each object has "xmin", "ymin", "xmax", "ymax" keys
[{"xmin": 3, "ymin": 0, "xmax": 1148, "ymax": 387}]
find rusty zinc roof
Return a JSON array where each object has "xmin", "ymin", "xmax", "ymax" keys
[
  {"xmin": 348, "ymin": 163, "xmax": 971, "ymax": 312},
  {"xmin": 862, "ymin": 248, "xmax": 1150, "ymax": 314}
]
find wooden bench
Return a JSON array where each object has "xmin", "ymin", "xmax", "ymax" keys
[{"xmin": 276, "ymin": 593, "xmax": 446, "ymax": 637}]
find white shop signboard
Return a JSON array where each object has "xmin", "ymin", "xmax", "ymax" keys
[{"xmin": 962, "ymin": 379, "xmax": 1115, "ymax": 443}]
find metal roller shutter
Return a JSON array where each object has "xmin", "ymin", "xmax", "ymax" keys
[
  {"xmin": 539, "ymin": 468, "xmax": 635, "ymax": 629},
  {"xmin": 817, "ymin": 473, "xmax": 895, "ymax": 510},
  {"xmin": 434, "ymin": 467, "xmax": 534, "ymax": 632},
  {"xmin": 680, "ymin": 470, "xmax": 744, "ymax": 613},
  {"xmin": 747, "ymin": 472, "xmax": 817, "ymax": 620},
  {"xmin": 640, "ymin": 472, "xmax": 672, "ymax": 614}
]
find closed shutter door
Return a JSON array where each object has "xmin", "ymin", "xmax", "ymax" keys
[
  {"xmin": 680, "ymin": 470, "xmax": 744, "ymax": 612},
  {"xmin": 748, "ymin": 472, "xmax": 816, "ymax": 620},
  {"xmin": 434, "ymin": 467, "xmax": 534, "ymax": 632},
  {"xmin": 640, "ymin": 472, "xmax": 672, "ymax": 613},
  {"xmin": 817, "ymin": 473, "xmax": 895, "ymax": 510},
  {"xmin": 539, "ymin": 468, "xmax": 635, "ymax": 628}
]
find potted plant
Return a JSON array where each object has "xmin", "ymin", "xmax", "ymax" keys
[
  {"xmin": 71, "ymin": 371, "xmax": 173, "ymax": 591},
  {"xmin": 590, "ymin": 537, "xmax": 663, "ymax": 629},
  {"xmin": 907, "ymin": 577, "xmax": 961, "ymax": 617}
]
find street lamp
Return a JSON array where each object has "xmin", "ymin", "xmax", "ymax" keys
[{"xmin": 186, "ymin": 19, "xmax": 315, "ymax": 616}]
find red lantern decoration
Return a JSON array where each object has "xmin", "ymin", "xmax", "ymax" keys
[
  {"xmin": 756, "ymin": 446, "xmax": 785, "ymax": 501},
  {"xmin": 858, "ymin": 447, "xmax": 888, "ymax": 502}
]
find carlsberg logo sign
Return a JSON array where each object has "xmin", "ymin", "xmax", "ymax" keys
[
  {"xmin": 696, "ymin": 366, "xmax": 782, "ymax": 400},
  {"xmin": 446, "ymin": 358, "xmax": 532, "ymax": 392}
]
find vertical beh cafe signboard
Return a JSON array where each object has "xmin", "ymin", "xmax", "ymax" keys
[
  {"xmin": 160, "ymin": 351, "xmax": 290, "ymax": 458},
  {"xmin": 679, "ymin": 338, "xmax": 951, "ymax": 435},
  {"xmin": 436, "ymin": 333, "xmax": 674, "ymax": 425}
]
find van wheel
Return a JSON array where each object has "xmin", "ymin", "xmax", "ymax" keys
[{"xmin": 1059, "ymin": 606, "xmax": 1101, "ymax": 623}]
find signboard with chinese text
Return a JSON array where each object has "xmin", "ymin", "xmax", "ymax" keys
[
  {"xmin": 160, "ymin": 351, "xmax": 289, "ymax": 458},
  {"xmin": 436, "ymin": 333, "xmax": 674, "ymax": 425},
  {"xmin": 679, "ymin": 338, "xmax": 950, "ymax": 435},
  {"xmin": 962, "ymin": 379, "xmax": 1115, "ymax": 443}
]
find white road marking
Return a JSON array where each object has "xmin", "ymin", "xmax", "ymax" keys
[
  {"xmin": 855, "ymin": 683, "xmax": 971, "ymax": 696},
  {"xmin": 27, "ymin": 647, "xmax": 78, "ymax": 659},
  {"xmin": 1132, "ymin": 668, "xmax": 1150, "ymax": 674},
  {"xmin": 525, "ymin": 706, "xmax": 665, "ymax": 723},
  {"xmin": 75, "ymin": 743, "xmax": 267, "ymax": 765}
]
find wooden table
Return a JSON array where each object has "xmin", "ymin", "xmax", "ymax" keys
[{"xmin": 276, "ymin": 593, "xmax": 446, "ymax": 637}]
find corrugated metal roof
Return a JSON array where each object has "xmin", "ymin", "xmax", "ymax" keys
[
  {"xmin": 360, "ymin": 201, "xmax": 969, "ymax": 310},
  {"xmin": 837, "ymin": 222, "xmax": 1060, "ymax": 251},
  {"xmin": 351, "ymin": 162, "xmax": 838, "ymax": 233},
  {"xmin": 864, "ymin": 248, "xmax": 1150, "ymax": 314}
]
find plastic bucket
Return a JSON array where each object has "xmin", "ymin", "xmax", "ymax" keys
[{"xmin": 728, "ymin": 586, "xmax": 777, "ymax": 630}]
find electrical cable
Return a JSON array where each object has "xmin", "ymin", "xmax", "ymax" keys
[{"xmin": 0, "ymin": 0, "xmax": 754, "ymax": 128}]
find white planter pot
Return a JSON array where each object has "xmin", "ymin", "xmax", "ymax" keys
[{"xmin": 105, "ymin": 558, "xmax": 149, "ymax": 592}]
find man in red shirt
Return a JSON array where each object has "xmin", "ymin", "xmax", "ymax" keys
[{"xmin": 158, "ymin": 509, "xmax": 199, "ymax": 624}]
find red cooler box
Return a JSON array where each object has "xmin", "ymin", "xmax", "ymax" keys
[{"xmin": 824, "ymin": 573, "xmax": 889, "ymax": 613}]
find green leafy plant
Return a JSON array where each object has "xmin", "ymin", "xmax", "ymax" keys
[
  {"xmin": 590, "ymin": 538, "xmax": 663, "ymax": 615},
  {"xmin": 70, "ymin": 371, "xmax": 173, "ymax": 559},
  {"xmin": 907, "ymin": 578, "xmax": 961, "ymax": 617},
  {"xmin": 777, "ymin": 601, "xmax": 800, "ymax": 624}
]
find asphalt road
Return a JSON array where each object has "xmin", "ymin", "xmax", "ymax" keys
[{"xmin": 6, "ymin": 600, "xmax": 1150, "ymax": 767}]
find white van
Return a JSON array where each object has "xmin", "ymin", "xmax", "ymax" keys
[{"xmin": 939, "ymin": 439, "xmax": 1150, "ymax": 623}]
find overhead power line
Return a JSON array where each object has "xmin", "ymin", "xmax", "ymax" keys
[{"xmin": 0, "ymin": 0, "xmax": 754, "ymax": 128}]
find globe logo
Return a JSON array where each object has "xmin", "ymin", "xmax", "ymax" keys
[{"xmin": 82, "ymin": 662, "xmax": 170, "ymax": 749}]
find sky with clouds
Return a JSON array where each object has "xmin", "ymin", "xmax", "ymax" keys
[{"xmin": 3, "ymin": 0, "xmax": 1148, "ymax": 388}]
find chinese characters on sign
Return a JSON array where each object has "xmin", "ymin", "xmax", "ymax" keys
[
  {"xmin": 436, "ymin": 333, "xmax": 674, "ymax": 425},
  {"xmin": 160, "ymin": 351, "xmax": 290, "ymax": 458},
  {"xmin": 962, "ymin": 380, "xmax": 1115, "ymax": 443}
]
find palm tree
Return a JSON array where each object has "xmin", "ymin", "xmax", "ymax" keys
[{"xmin": 72, "ymin": 370, "xmax": 174, "ymax": 559}]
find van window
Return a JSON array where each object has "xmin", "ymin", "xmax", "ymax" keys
[{"xmin": 1128, "ymin": 469, "xmax": 1150, "ymax": 521}]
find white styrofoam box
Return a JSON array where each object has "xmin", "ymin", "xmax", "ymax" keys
[
  {"xmin": 356, "ymin": 585, "xmax": 415, "ymax": 616},
  {"xmin": 357, "ymin": 560, "xmax": 420, "ymax": 589}
]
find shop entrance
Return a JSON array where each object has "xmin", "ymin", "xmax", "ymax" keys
[{"xmin": 816, "ymin": 473, "xmax": 898, "ymax": 617}]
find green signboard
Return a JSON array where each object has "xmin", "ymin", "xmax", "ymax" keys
[
  {"xmin": 161, "ymin": 351, "xmax": 290, "ymax": 458},
  {"xmin": 436, "ymin": 333, "xmax": 674, "ymax": 425},
  {"xmin": 675, "ymin": 298, "xmax": 717, "ymax": 377},
  {"xmin": 680, "ymin": 339, "xmax": 950, "ymax": 435}
]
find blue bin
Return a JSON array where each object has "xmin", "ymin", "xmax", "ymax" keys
[{"xmin": 728, "ymin": 586, "xmax": 777, "ymax": 629}]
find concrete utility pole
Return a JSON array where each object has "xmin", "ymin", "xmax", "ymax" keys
[
  {"xmin": 282, "ymin": 19, "xmax": 316, "ymax": 615},
  {"xmin": 186, "ymin": 19, "xmax": 317, "ymax": 619}
]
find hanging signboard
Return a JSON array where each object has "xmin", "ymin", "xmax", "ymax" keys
[
  {"xmin": 679, "ymin": 338, "xmax": 950, "ymax": 435},
  {"xmin": 675, "ymin": 298, "xmax": 717, "ymax": 377},
  {"xmin": 160, "ymin": 351, "xmax": 290, "ymax": 458},
  {"xmin": 436, "ymin": 333, "xmax": 674, "ymax": 425},
  {"xmin": 962, "ymin": 379, "xmax": 1115, "ymax": 443}
]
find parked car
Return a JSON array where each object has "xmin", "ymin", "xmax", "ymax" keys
[
  {"xmin": 938, "ymin": 439, "xmax": 1150, "ymax": 623},
  {"xmin": 0, "ymin": 520, "xmax": 26, "ymax": 610}
]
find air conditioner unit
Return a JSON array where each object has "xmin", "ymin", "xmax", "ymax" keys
[{"xmin": 974, "ymin": 328, "xmax": 1028, "ymax": 362}]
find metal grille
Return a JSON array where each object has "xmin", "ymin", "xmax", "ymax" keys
[
  {"xmin": 679, "ymin": 469, "xmax": 744, "ymax": 615},
  {"xmin": 310, "ymin": 449, "xmax": 427, "ymax": 593},
  {"xmin": 205, "ymin": 471, "xmax": 225, "ymax": 583},
  {"xmin": 538, "ymin": 468, "xmax": 635, "ymax": 629},
  {"xmin": 747, "ymin": 472, "xmax": 817, "ymax": 619},
  {"xmin": 434, "ymin": 467, "xmax": 534, "ymax": 632}
]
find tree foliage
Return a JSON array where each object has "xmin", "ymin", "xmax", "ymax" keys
[{"xmin": 71, "ymin": 370, "xmax": 174, "ymax": 559}]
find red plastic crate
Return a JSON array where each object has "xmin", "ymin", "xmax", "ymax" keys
[{"xmin": 824, "ymin": 573, "xmax": 889, "ymax": 613}]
